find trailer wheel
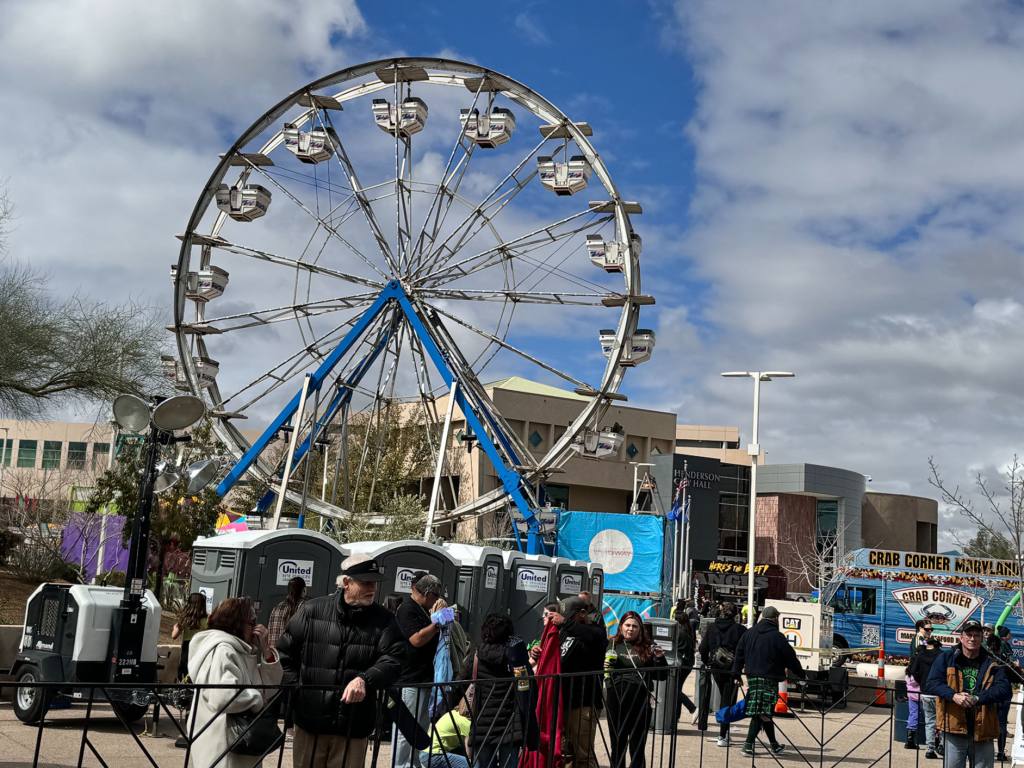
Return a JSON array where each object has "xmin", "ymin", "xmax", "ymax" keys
[
  {"xmin": 13, "ymin": 664, "xmax": 52, "ymax": 724},
  {"xmin": 111, "ymin": 700, "xmax": 149, "ymax": 724}
]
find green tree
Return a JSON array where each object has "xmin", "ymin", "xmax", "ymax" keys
[
  {"xmin": 963, "ymin": 529, "xmax": 1016, "ymax": 560},
  {"xmin": 0, "ymin": 189, "xmax": 165, "ymax": 418},
  {"xmin": 86, "ymin": 419, "xmax": 228, "ymax": 597}
]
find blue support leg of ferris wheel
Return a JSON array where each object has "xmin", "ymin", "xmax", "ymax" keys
[
  {"xmin": 216, "ymin": 280, "xmax": 542, "ymax": 552},
  {"xmin": 215, "ymin": 285, "xmax": 397, "ymax": 498},
  {"xmin": 392, "ymin": 285, "xmax": 541, "ymax": 552}
]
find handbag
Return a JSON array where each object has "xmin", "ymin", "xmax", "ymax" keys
[
  {"xmin": 713, "ymin": 646, "xmax": 736, "ymax": 668},
  {"xmin": 228, "ymin": 707, "xmax": 283, "ymax": 756}
]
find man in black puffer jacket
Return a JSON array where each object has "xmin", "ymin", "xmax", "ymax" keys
[
  {"xmin": 277, "ymin": 555, "xmax": 405, "ymax": 768},
  {"xmin": 697, "ymin": 602, "xmax": 746, "ymax": 745}
]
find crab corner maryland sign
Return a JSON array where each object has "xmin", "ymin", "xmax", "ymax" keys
[{"xmin": 892, "ymin": 586, "xmax": 983, "ymax": 632}]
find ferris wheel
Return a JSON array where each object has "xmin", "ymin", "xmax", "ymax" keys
[{"xmin": 170, "ymin": 57, "xmax": 655, "ymax": 553}]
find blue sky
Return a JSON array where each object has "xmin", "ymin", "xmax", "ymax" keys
[{"xmin": 2, "ymin": 1, "xmax": 1024, "ymax": 549}]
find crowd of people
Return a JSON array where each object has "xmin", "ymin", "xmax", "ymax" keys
[{"xmin": 169, "ymin": 559, "xmax": 1023, "ymax": 768}]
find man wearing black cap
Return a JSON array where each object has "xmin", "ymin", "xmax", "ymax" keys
[
  {"xmin": 926, "ymin": 619, "xmax": 1011, "ymax": 768},
  {"xmin": 277, "ymin": 554, "xmax": 405, "ymax": 768},
  {"xmin": 393, "ymin": 572, "xmax": 454, "ymax": 768},
  {"xmin": 551, "ymin": 596, "xmax": 608, "ymax": 768}
]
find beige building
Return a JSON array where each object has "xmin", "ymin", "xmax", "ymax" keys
[
  {"xmin": 861, "ymin": 491, "xmax": 938, "ymax": 553},
  {"xmin": 0, "ymin": 419, "xmax": 115, "ymax": 507},
  {"xmin": 675, "ymin": 424, "xmax": 765, "ymax": 465},
  {"xmin": 423, "ymin": 377, "xmax": 677, "ymax": 539}
]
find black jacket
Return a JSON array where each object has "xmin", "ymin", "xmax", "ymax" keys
[
  {"xmin": 676, "ymin": 623, "xmax": 696, "ymax": 669},
  {"xmin": 605, "ymin": 641, "xmax": 669, "ymax": 703},
  {"xmin": 276, "ymin": 590, "xmax": 404, "ymax": 736},
  {"xmin": 907, "ymin": 646, "xmax": 943, "ymax": 685},
  {"xmin": 732, "ymin": 619, "xmax": 805, "ymax": 682},
  {"xmin": 699, "ymin": 617, "xmax": 746, "ymax": 670},
  {"xmin": 560, "ymin": 619, "xmax": 609, "ymax": 709},
  {"xmin": 465, "ymin": 639, "xmax": 537, "ymax": 748}
]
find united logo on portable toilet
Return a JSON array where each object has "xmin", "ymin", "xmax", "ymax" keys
[
  {"xmin": 276, "ymin": 559, "xmax": 314, "ymax": 586},
  {"xmin": 560, "ymin": 573, "xmax": 583, "ymax": 594},
  {"xmin": 485, "ymin": 565, "xmax": 499, "ymax": 590},
  {"xmin": 396, "ymin": 567, "xmax": 428, "ymax": 593},
  {"xmin": 517, "ymin": 567, "xmax": 549, "ymax": 593}
]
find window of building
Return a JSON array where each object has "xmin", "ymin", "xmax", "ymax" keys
[
  {"xmin": 0, "ymin": 439, "xmax": 12, "ymax": 467},
  {"xmin": 816, "ymin": 499, "xmax": 839, "ymax": 549},
  {"xmin": 42, "ymin": 441, "xmax": 62, "ymax": 470},
  {"xmin": 92, "ymin": 442, "xmax": 110, "ymax": 470},
  {"xmin": 716, "ymin": 464, "xmax": 751, "ymax": 558},
  {"xmin": 17, "ymin": 440, "xmax": 37, "ymax": 468},
  {"xmin": 67, "ymin": 442, "xmax": 88, "ymax": 470},
  {"xmin": 543, "ymin": 483, "xmax": 570, "ymax": 510}
]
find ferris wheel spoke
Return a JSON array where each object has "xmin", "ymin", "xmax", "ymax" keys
[
  {"xmin": 205, "ymin": 237, "xmax": 384, "ymax": 290},
  {"xmin": 416, "ymin": 208, "xmax": 611, "ymax": 287},
  {"xmin": 242, "ymin": 159, "xmax": 394, "ymax": 282},
  {"xmin": 428, "ymin": 304, "xmax": 595, "ymax": 391},
  {"xmin": 317, "ymin": 109, "xmax": 398, "ymax": 272},
  {"xmin": 408, "ymin": 77, "xmax": 488, "ymax": 275},
  {"xmin": 411, "ymin": 133, "xmax": 550, "ymax": 279},
  {"xmin": 408, "ymin": 331, "xmax": 460, "ymax": 513},
  {"xmin": 196, "ymin": 294, "xmax": 378, "ymax": 333},
  {"xmin": 351, "ymin": 308, "xmax": 403, "ymax": 510},
  {"xmin": 419, "ymin": 302, "xmax": 534, "ymax": 464},
  {"xmin": 419, "ymin": 288, "xmax": 622, "ymax": 306},
  {"xmin": 217, "ymin": 311, "xmax": 383, "ymax": 411}
]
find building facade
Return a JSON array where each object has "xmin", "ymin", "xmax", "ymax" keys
[{"xmin": 0, "ymin": 419, "xmax": 115, "ymax": 511}]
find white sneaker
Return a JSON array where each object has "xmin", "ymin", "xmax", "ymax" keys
[{"xmin": 717, "ymin": 737, "xmax": 731, "ymax": 747}]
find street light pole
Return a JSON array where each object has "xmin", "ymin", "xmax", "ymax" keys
[{"xmin": 721, "ymin": 370, "xmax": 794, "ymax": 627}]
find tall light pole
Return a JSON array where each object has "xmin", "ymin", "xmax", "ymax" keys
[{"xmin": 721, "ymin": 371, "xmax": 794, "ymax": 627}]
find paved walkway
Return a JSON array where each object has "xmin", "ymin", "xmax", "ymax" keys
[{"xmin": 0, "ymin": 699, "xmax": 914, "ymax": 768}]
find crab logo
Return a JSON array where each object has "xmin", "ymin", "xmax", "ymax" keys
[
  {"xmin": 892, "ymin": 587, "xmax": 982, "ymax": 631},
  {"xmin": 922, "ymin": 604, "xmax": 955, "ymax": 624}
]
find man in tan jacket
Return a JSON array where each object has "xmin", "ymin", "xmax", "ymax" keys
[{"xmin": 925, "ymin": 620, "xmax": 1011, "ymax": 768}]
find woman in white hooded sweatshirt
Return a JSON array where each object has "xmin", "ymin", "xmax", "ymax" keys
[{"xmin": 187, "ymin": 596, "xmax": 284, "ymax": 768}]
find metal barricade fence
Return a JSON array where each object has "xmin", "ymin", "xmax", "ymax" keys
[{"xmin": 7, "ymin": 666, "xmax": 999, "ymax": 768}]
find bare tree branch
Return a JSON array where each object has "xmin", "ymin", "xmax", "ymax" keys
[{"xmin": 929, "ymin": 454, "xmax": 1024, "ymax": 619}]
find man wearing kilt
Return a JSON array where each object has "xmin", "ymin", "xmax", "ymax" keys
[{"xmin": 732, "ymin": 606, "xmax": 805, "ymax": 756}]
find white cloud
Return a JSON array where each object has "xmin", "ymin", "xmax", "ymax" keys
[
  {"xmin": 514, "ymin": 12, "xmax": 551, "ymax": 46},
  {"xmin": 654, "ymin": 1, "xmax": 1024, "ymax": 549}
]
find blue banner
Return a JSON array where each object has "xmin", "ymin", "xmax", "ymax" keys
[
  {"xmin": 557, "ymin": 511, "xmax": 664, "ymax": 592},
  {"xmin": 600, "ymin": 594, "xmax": 657, "ymax": 637}
]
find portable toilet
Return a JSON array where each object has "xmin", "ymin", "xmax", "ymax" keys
[
  {"xmin": 588, "ymin": 561, "xmax": 606, "ymax": 609},
  {"xmin": 505, "ymin": 551, "xmax": 556, "ymax": 641},
  {"xmin": 443, "ymin": 543, "xmax": 506, "ymax": 642},
  {"xmin": 189, "ymin": 528, "xmax": 348, "ymax": 623},
  {"xmin": 554, "ymin": 557, "xmax": 589, "ymax": 599},
  {"xmin": 347, "ymin": 540, "xmax": 460, "ymax": 608}
]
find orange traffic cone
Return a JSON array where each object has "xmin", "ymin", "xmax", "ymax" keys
[
  {"xmin": 774, "ymin": 679, "xmax": 793, "ymax": 716},
  {"xmin": 872, "ymin": 644, "xmax": 888, "ymax": 706}
]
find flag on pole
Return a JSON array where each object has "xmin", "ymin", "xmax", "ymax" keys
[{"xmin": 667, "ymin": 473, "xmax": 689, "ymax": 521}]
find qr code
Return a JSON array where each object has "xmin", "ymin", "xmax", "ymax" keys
[{"xmin": 863, "ymin": 625, "xmax": 881, "ymax": 648}]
